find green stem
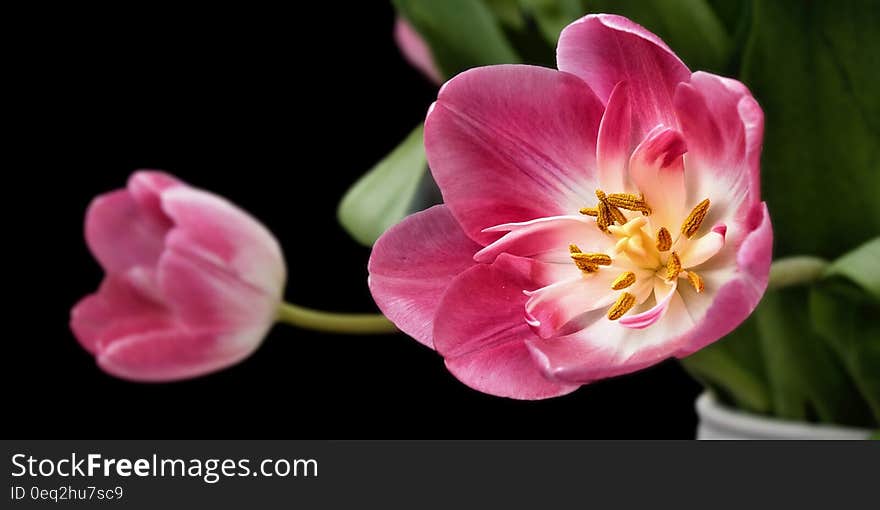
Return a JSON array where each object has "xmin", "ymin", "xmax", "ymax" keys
[
  {"xmin": 276, "ymin": 302, "xmax": 398, "ymax": 335},
  {"xmin": 767, "ymin": 256, "xmax": 829, "ymax": 291}
]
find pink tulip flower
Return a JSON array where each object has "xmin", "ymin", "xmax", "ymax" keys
[
  {"xmin": 369, "ymin": 14, "xmax": 772, "ymax": 399},
  {"xmin": 394, "ymin": 16, "xmax": 443, "ymax": 85},
  {"xmin": 71, "ymin": 171, "xmax": 286, "ymax": 382}
]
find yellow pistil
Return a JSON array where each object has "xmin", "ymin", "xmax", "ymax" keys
[
  {"xmin": 666, "ymin": 251, "xmax": 682, "ymax": 280},
  {"xmin": 606, "ymin": 193, "xmax": 651, "ymax": 215},
  {"xmin": 656, "ymin": 227, "xmax": 672, "ymax": 252},
  {"xmin": 682, "ymin": 198, "xmax": 710, "ymax": 238},
  {"xmin": 686, "ymin": 271, "xmax": 705, "ymax": 293},
  {"xmin": 611, "ymin": 271, "xmax": 636, "ymax": 290},
  {"xmin": 607, "ymin": 292, "xmax": 636, "ymax": 320}
]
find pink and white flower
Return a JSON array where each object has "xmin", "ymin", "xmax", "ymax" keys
[
  {"xmin": 70, "ymin": 171, "xmax": 286, "ymax": 382},
  {"xmin": 369, "ymin": 14, "xmax": 772, "ymax": 399}
]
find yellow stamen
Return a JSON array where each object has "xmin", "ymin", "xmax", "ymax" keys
[
  {"xmin": 571, "ymin": 252, "xmax": 612, "ymax": 266},
  {"xmin": 656, "ymin": 227, "xmax": 672, "ymax": 251},
  {"xmin": 611, "ymin": 271, "xmax": 636, "ymax": 290},
  {"xmin": 686, "ymin": 271, "xmax": 705, "ymax": 293},
  {"xmin": 666, "ymin": 251, "xmax": 682, "ymax": 280},
  {"xmin": 579, "ymin": 207, "xmax": 598, "ymax": 217},
  {"xmin": 607, "ymin": 292, "xmax": 636, "ymax": 320},
  {"xmin": 596, "ymin": 201, "xmax": 613, "ymax": 232},
  {"xmin": 682, "ymin": 198, "xmax": 710, "ymax": 238},
  {"xmin": 569, "ymin": 245, "xmax": 598, "ymax": 272},
  {"xmin": 608, "ymin": 203, "xmax": 628, "ymax": 224},
  {"xmin": 607, "ymin": 193, "xmax": 651, "ymax": 215}
]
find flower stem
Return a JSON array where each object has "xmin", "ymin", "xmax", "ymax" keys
[
  {"xmin": 276, "ymin": 302, "xmax": 398, "ymax": 335},
  {"xmin": 767, "ymin": 256, "xmax": 829, "ymax": 290}
]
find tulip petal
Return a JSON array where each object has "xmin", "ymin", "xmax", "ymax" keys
[
  {"xmin": 85, "ymin": 190, "xmax": 170, "ymax": 273},
  {"xmin": 97, "ymin": 326, "xmax": 264, "ymax": 382},
  {"xmin": 394, "ymin": 16, "xmax": 442, "ymax": 84},
  {"xmin": 674, "ymin": 202, "xmax": 772, "ymax": 357},
  {"xmin": 557, "ymin": 14, "xmax": 690, "ymax": 140},
  {"xmin": 475, "ymin": 215, "xmax": 612, "ymax": 264},
  {"xmin": 524, "ymin": 272, "xmax": 620, "ymax": 338},
  {"xmin": 368, "ymin": 205, "xmax": 480, "ymax": 348},
  {"xmin": 160, "ymin": 186, "xmax": 286, "ymax": 296},
  {"xmin": 70, "ymin": 271, "xmax": 169, "ymax": 355},
  {"xmin": 596, "ymin": 81, "xmax": 635, "ymax": 192},
  {"xmin": 527, "ymin": 285, "xmax": 695, "ymax": 383},
  {"xmin": 619, "ymin": 279, "xmax": 677, "ymax": 329},
  {"xmin": 674, "ymin": 72, "xmax": 763, "ymax": 229},
  {"xmin": 433, "ymin": 256, "xmax": 576, "ymax": 399},
  {"xmin": 628, "ymin": 126, "xmax": 687, "ymax": 231},
  {"xmin": 157, "ymin": 247, "xmax": 279, "ymax": 332},
  {"xmin": 425, "ymin": 64, "xmax": 605, "ymax": 244},
  {"xmin": 680, "ymin": 225, "xmax": 726, "ymax": 268},
  {"xmin": 127, "ymin": 170, "xmax": 181, "ymax": 226}
]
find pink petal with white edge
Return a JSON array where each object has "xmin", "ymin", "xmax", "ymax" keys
[
  {"xmin": 627, "ymin": 126, "xmax": 687, "ymax": 230},
  {"xmin": 433, "ymin": 255, "xmax": 576, "ymax": 399},
  {"xmin": 619, "ymin": 279, "xmax": 677, "ymax": 329},
  {"xmin": 160, "ymin": 186, "xmax": 286, "ymax": 296},
  {"xmin": 527, "ymin": 284, "xmax": 694, "ymax": 383},
  {"xmin": 557, "ymin": 14, "xmax": 690, "ymax": 141},
  {"xmin": 157, "ymin": 248, "xmax": 279, "ymax": 332},
  {"xmin": 675, "ymin": 202, "xmax": 772, "ymax": 357},
  {"xmin": 425, "ymin": 64, "xmax": 605, "ymax": 244},
  {"xmin": 529, "ymin": 203, "xmax": 770, "ymax": 382},
  {"xmin": 97, "ymin": 327, "xmax": 264, "ymax": 382},
  {"xmin": 524, "ymin": 271, "xmax": 620, "ymax": 338},
  {"xmin": 394, "ymin": 16, "xmax": 442, "ymax": 84},
  {"xmin": 475, "ymin": 215, "xmax": 612, "ymax": 264},
  {"xmin": 674, "ymin": 72, "xmax": 764, "ymax": 230},
  {"xmin": 368, "ymin": 205, "xmax": 480, "ymax": 348}
]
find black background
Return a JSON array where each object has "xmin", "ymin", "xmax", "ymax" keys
[{"xmin": 9, "ymin": 3, "xmax": 700, "ymax": 438}]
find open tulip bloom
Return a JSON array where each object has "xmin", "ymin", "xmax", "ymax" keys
[{"xmin": 369, "ymin": 14, "xmax": 773, "ymax": 399}]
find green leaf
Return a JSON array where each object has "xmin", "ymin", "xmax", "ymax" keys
[
  {"xmin": 681, "ymin": 314, "xmax": 771, "ymax": 414},
  {"xmin": 755, "ymin": 287, "xmax": 873, "ymax": 426},
  {"xmin": 485, "ymin": 0, "xmax": 526, "ymax": 30},
  {"xmin": 393, "ymin": 0, "xmax": 520, "ymax": 78},
  {"xmin": 824, "ymin": 237, "xmax": 880, "ymax": 301},
  {"xmin": 582, "ymin": 0, "xmax": 733, "ymax": 73},
  {"xmin": 810, "ymin": 280, "xmax": 880, "ymax": 426},
  {"xmin": 519, "ymin": 0, "xmax": 583, "ymax": 45},
  {"xmin": 739, "ymin": 0, "xmax": 880, "ymax": 259},
  {"xmin": 337, "ymin": 125, "xmax": 428, "ymax": 246}
]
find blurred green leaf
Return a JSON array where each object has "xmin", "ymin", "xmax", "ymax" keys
[
  {"xmin": 337, "ymin": 125, "xmax": 427, "ymax": 246},
  {"xmin": 485, "ymin": 0, "xmax": 526, "ymax": 29},
  {"xmin": 393, "ymin": 0, "xmax": 520, "ymax": 78},
  {"xmin": 582, "ymin": 0, "xmax": 732, "ymax": 73},
  {"xmin": 824, "ymin": 237, "xmax": 880, "ymax": 301},
  {"xmin": 755, "ymin": 287, "xmax": 873, "ymax": 426},
  {"xmin": 519, "ymin": 0, "xmax": 583, "ymax": 45},
  {"xmin": 681, "ymin": 314, "xmax": 771, "ymax": 414},
  {"xmin": 739, "ymin": 0, "xmax": 880, "ymax": 259},
  {"xmin": 809, "ymin": 282, "xmax": 880, "ymax": 425}
]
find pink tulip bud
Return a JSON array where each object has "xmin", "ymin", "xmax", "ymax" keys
[{"xmin": 70, "ymin": 171, "xmax": 286, "ymax": 382}]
